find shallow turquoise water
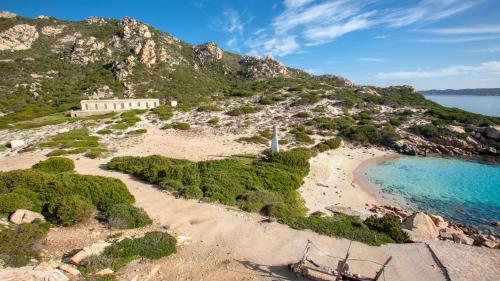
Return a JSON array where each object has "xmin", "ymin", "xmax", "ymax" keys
[{"xmin": 366, "ymin": 157, "xmax": 500, "ymax": 232}]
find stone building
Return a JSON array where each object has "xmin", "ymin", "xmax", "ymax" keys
[{"xmin": 70, "ymin": 98, "xmax": 160, "ymax": 117}]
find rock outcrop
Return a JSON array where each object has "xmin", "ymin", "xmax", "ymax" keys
[
  {"xmin": 0, "ymin": 11, "xmax": 16, "ymax": 18},
  {"xmin": 113, "ymin": 55, "xmax": 136, "ymax": 80},
  {"xmin": 10, "ymin": 209, "xmax": 45, "ymax": 224},
  {"xmin": 84, "ymin": 85, "xmax": 114, "ymax": 100},
  {"xmin": 137, "ymin": 39, "xmax": 157, "ymax": 67},
  {"xmin": 69, "ymin": 36, "xmax": 105, "ymax": 64},
  {"xmin": 195, "ymin": 42, "xmax": 223, "ymax": 65},
  {"xmin": 239, "ymin": 55, "xmax": 289, "ymax": 78},
  {"xmin": 0, "ymin": 24, "xmax": 39, "ymax": 51},
  {"xmin": 119, "ymin": 16, "xmax": 151, "ymax": 39},
  {"xmin": 402, "ymin": 212, "xmax": 439, "ymax": 239},
  {"xmin": 85, "ymin": 16, "xmax": 107, "ymax": 25},
  {"xmin": 41, "ymin": 25, "xmax": 66, "ymax": 36},
  {"xmin": 70, "ymin": 240, "xmax": 111, "ymax": 265}
]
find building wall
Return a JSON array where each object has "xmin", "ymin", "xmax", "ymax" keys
[{"xmin": 70, "ymin": 99, "xmax": 160, "ymax": 117}]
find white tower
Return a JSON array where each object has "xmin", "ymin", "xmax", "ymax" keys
[{"xmin": 271, "ymin": 126, "xmax": 279, "ymax": 153}]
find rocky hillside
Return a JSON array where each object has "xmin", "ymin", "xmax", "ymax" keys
[
  {"xmin": 0, "ymin": 11, "xmax": 499, "ymax": 160},
  {"xmin": 0, "ymin": 12, "xmax": 319, "ymax": 112}
]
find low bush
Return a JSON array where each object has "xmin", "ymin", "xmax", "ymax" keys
[
  {"xmin": 32, "ymin": 157, "xmax": 74, "ymax": 174},
  {"xmin": 127, "ymin": 129, "xmax": 147, "ymax": 135},
  {"xmin": 314, "ymin": 138, "xmax": 341, "ymax": 152},
  {"xmin": 225, "ymin": 106, "xmax": 262, "ymax": 116},
  {"xmin": 341, "ymin": 125, "xmax": 399, "ymax": 145},
  {"xmin": 0, "ymin": 222, "xmax": 48, "ymax": 267},
  {"xmin": 207, "ymin": 117, "xmax": 219, "ymax": 125},
  {"xmin": 172, "ymin": 122, "xmax": 190, "ymax": 130},
  {"xmin": 97, "ymin": 129, "xmax": 113, "ymax": 135},
  {"xmin": 295, "ymin": 112, "xmax": 311, "ymax": 118},
  {"xmin": 48, "ymin": 195, "xmax": 95, "ymax": 226},
  {"xmin": 238, "ymin": 135, "xmax": 268, "ymax": 144},
  {"xmin": 102, "ymin": 231, "xmax": 176, "ymax": 270},
  {"xmin": 197, "ymin": 104, "xmax": 221, "ymax": 112},
  {"xmin": 0, "ymin": 193, "xmax": 32, "ymax": 214},
  {"xmin": 106, "ymin": 203, "xmax": 152, "ymax": 229},
  {"xmin": 181, "ymin": 185, "xmax": 204, "ymax": 199},
  {"xmin": 152, "ymin": 106, "xmax": 173, "ymax": 121},
  {"xmin": 364, "ymin": 215, "xmax": 410, "ymax": 243}
]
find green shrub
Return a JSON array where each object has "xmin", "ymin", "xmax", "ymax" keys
[
  {"xmin": 127, "ymin": 129, "xmax": 147, "ymax": 135},
  {"xmin": 181, "ymin": 185, "xmax": 204, "ymax": 199},
  {"xmin": 296, "ymin": 112, "xmax": 311, "ymax": 118},
  {"xmin": 172, "ymin": 122, "xmax": 190, "ymax": 130},
  {"xmin": 207, "ymin": 117, "xmax": 219, "ymax": 125},
  {"xmin": 78, "ymin": 255, "xmax": 112, "ymax": 275},
  {"xmin": 152, "ymin": 106, "xmax": 174, "ymax": 120},
  {"xmin": 238, "ymin": 190, "xmax": 283, "ymax": 213},
  {"xmin": 0, "ymin": 222, "xmax": 48, "ymax": 267},
  {"xmin": 106, "ymin": 204, "xmax": 152, "ymax": 229},
  {"xmin": 97, "ymin": 129, "xmax": 113, "ymax": 135},
  {"xmin": 48, "ymin": 195, "xmax": 95, "ymax": 226},
  {"xmin": 364, "ymin": 215, "xmax": 410, "ymax": 243},
  {"xmin": 238, "ymin": 135, "xmax": 268, "ymax": 144},
  {"xmin": 314, "ymin": 137, "xmax": 341, "ymax": 152},
  {"xmin": 225, "ymin": 106, "xmax": 261, "ymax": 116},
  {"xmin": 0, "ymin": 193, "xmax": 32, "ymax": 214},
  {"xmin": 197, "ymin": 104, "xmax": 221, "ymax": 112},
  {"xmin": 32, "ymin": 157, "xmax": 75, "ymax": 174},
  {"xmin": 102, "ymin": 231, "xmax": 176, "ymax": 270}
]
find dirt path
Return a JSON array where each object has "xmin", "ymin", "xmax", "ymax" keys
[{"xmin": 71, "ymin": 156, "xmax": 445, "ymax": 281}]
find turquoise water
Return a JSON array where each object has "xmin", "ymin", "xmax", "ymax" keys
[
  {"xmin": 425, "ymin": 95, "xmax": 500, "ymax": 117},
  {"xmin": 366, "ymin": 157, "xmax": 500, "ymax": 232}
]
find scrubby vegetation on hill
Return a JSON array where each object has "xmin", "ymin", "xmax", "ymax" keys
[{"xmin": 108, "ymin": 148, "xmax": 405, "ymax": 245}]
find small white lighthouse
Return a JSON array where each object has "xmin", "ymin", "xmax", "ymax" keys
[{"xmin": 271, "ymin": 126, "xmax": 279, "ymax": 153}]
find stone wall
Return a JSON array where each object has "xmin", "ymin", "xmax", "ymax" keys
[{"xmin": 70, "ymin": 98, "xmax": 159, "ymax": 117}]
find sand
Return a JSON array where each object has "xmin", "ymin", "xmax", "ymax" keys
[
  {"xmin": 1, "ymin": 130, "xmax": 499, "ymax": 281},
  {"xmin": 299, "ymin": 145, "xmax": 397, "ymax": 217}
]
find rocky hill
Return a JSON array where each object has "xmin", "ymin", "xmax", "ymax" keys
[{"xmin": 0, "ymin": 11, "xmax": 499, "ymax": 161}]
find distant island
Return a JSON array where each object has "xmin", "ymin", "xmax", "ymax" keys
[{"xmin": 420, "ymin": 88, "xmax": 500, "ymax": 96}]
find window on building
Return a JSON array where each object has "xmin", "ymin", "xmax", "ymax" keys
[
  {"xmin": 95, "ymin": 104, "xmax": 98, "ymax": 110},
  {"xmin": 121, "ymin": 103, "xmax": 124, "ymax": 109},
  {"xmin": 146, "ymin": 102, "xmax": 149, "ymax": 108},
  {"xmin": 138, "ymin": 102, "xmax": 141, "ymax": 107},
  {"xmin": 114, "ymin": 103, "xmax": 117, "ymax": 109},
  {"xmin": 153, "ymin": 102, "xmax": 157, "ymax": 107},
  {"xmin": 129, "ymin": 102, "xmax": 132, "ymax": 107},
  {"xmin": 104, "ymin": 103, "xmax": 108, "ymax": 110},
  {"xmin": 85, "ymin": 104, "xmax": 89, "ymax": 110}
]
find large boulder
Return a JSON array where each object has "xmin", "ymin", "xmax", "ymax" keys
[
  {"xmin": 9, "ymin": 139, "xmax": 25, "ymax": 149},
  {"xmin": 70, "ymin": 240, "xmax": 111, "ymax": 265},
  {"xmin": 10, "ymin": 209, "xmax": 45, "ymax": 224},
  {"xmin": 402, "ymin": 212, "xmax": 439, "ymax": 239},
  {"xmin": 0, "ymin": 24, "xmax": 39, "ymax": 51},
  {"xmin": 485, "ymin": 126, "xmax": 500, "ymax": 141}
]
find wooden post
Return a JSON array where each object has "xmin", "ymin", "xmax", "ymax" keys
[
  {"xmin": 373, "ymin": 256, "xmax": 392, "ymax": 281},
  {"xmin": 335, "ymin": 241, "xmax": 352, "ymax": 281}
]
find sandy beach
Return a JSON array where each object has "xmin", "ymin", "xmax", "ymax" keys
[{"xmin": 299, "ymin": 145, "xmax": 401, "ymax": 217}]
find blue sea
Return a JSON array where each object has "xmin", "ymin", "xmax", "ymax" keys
[
  {"xmin": 424, "ymin": 95, "xmax": 500, "ymax": 117},
  {"xmin": 366, "ymin": 157, "xmax": 500, "ymax": 232}
]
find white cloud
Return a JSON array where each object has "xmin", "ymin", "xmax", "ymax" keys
[
  {"xmin": 422, "ymin": 26, "xmax": 500, "ymax": 35},
  {"xmin": 416, "ymin": 35, "xmax": 500, "ymax": 43},
  {"xmin": 375, "ymin": 35, "xmax": 387, "ymax": 39},
  {"xmin": 359, "ymin": 57, "xmax": 385, "ymax": 62},
  {"xmin": 223, "ymin": 9, "xmax": 245, "ymax": 34},
  {"xmin": 245, "ymin": 0, "xmax": 479, "ymax": 57},
  {"xmin": 377, "ymin": 61, "xmax": 500, "ymax": 79},
  {"xmin": 470, "ymin": 46, "xmax": 500, "ymax": 53}
]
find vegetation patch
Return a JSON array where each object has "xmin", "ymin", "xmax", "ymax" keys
[
  {"xmin": 110, "ymin": 110, "xmax": 145, "ymax": 130},
  {"xmin": 238, "ymin": 135, "xmax": 268, "ymax": 144},
  {"xmin": 0, "ymin": 221, "xmax": 49, "ymax": 267},
  {"xmin": 97, "ymin": 129, "xmax": 113, "ymax": 135},
  {"xmin": 152, "ymin": 106, "xmax": 174, "ymax": 121},
  {"xmin": 40, "ymin": 128, "xmax": 107, "ymax": 157},
  {"xmin": 80, "ymin": 231, "xmax": 176, "ymax": 272},
  {"xmin": 106, "ymin": 203, "xmax": 152, "ymax": 229},
  {"xmin": 225, "ymin": 105, "xmax": 262, "ymax": 116},
  {"xmin": 314, "ymin": 137, "xmax": 342, "ymax": 152},
  {"xmin": 48, "ymin": 195, "xmax": 95, "ymax": 226},
  {"xmin": 32, "ymin": 157, "xmax": 75, "ymax": 174},
  {"xmin": 127, "ymin": 129, "xmax": 147, "ymax": 135}
]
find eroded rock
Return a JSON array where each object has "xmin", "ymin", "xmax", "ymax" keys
[
  {"xmin": 402, "ymin": 212, "xmax": 439, "ymax": 239},
  {"xmin": 195, "ymin": 42, "xmax": 223, "ymax": 65},
  {"xmin": 41, "ymin": 25, "xmax": 66, "ymax": 36},
  {"xmin": 69, "ymin": 36, "xmax": 105, "ymax": 64},
  {"xmin": 239, "ymin": 55, "xmax": 289, "ymax": 78},
  {"xmin": 70, "ymin": 240, "xmax": 111, "ymax": 265},
  {"xmin": 0, "ymin": 11, "xmax": 16, "ymax": 18},
  {"xmin": 0, "ymin": 266, "xmax": 68, "ymax": 281},
  {"xmin": 0, "ymin": 24, "xmax": 39, "ymax": 51},
  {"xmin": 10, "ymin": 209, "xmax": 45, "ymax": 224}
]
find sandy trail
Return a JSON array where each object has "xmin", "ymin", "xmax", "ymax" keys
[{"xmin": 1, "ymin": 131, "xmax": 499, "ymax": 280}]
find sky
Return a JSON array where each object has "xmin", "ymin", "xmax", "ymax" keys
[{"xmin": 2, "ymin": 0, "xmax": 500, "ymax": 90}]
